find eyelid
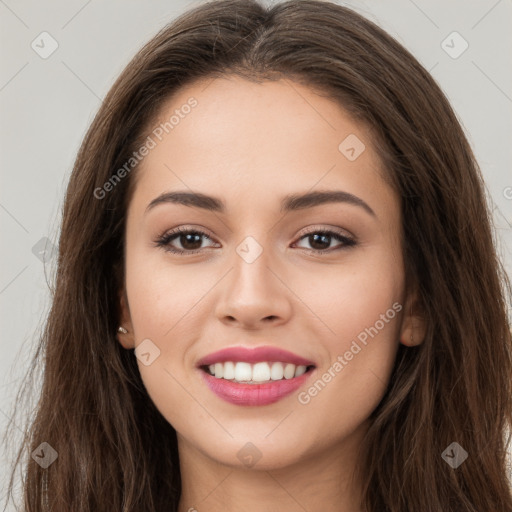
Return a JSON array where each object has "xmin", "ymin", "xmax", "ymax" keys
[
  {"xmin": 297, "ymin": 224, "xmax": 354, "ymax": 239},
  {"xmin": 161, "ymin": 224, "xmax": 216, "ymax": 240}
]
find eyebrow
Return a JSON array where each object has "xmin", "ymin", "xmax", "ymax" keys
[{"xmin": 145, "ymin": 189, "xmax": 376, "ymax": 217}]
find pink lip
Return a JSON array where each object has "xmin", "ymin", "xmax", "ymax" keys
[
  {"xmin": 200, "ymin": 368, "xmax": 315, "ymax": 406},
  {"xmin": 196, "ymin": 346, "xmax": 316, "ymax": 367}
]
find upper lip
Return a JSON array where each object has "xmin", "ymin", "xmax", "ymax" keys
[{"xmin": 196, "ymin": 346, "xmax": 316, "ymax": 368}]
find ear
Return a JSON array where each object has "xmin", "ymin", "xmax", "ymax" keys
[
  {"xmin": 117, "ymin": 288, "xmax": 135, "ymax": 350},
  {"xmin": 399, "ymin": 292, "xmax": 426, "ymax": 347}
]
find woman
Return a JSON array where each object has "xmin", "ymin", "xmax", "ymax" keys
[{"xmin": 4, "ymin": 0, "xmax": 512, "ymax": 510}]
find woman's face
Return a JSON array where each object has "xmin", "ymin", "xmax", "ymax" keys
[{"xmin": 118, "ymin": 75, "xmax": 420, "ymax": 470}]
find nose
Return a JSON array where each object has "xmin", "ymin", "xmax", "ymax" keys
[{"xmin": 214, "ymin": 245, "xmax": 293, "ymax": 330}]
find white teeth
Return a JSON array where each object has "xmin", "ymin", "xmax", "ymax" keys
[
  {"xmin": 252, "ymin": 362, "xmax": 271, "ymax": 382},
  {"xmin": 214, "ymin": 362, "xmax": 224, "ymax": 378},
  {"xmin": 206, "ymin": 361, "xmax": 311, "ymax": 382},
  {"xmin": 283, "ymin": 363, "xmax": 296, "ymax": 379},
  {"xmin": 223, "ymin": 361, "xmax": 235, "ymax": 380},
  {"xmin": 295, "ymin": 365, "xmax": 307, "ymax": 377},
  {"xmin": 234, "ymin": 362, "xmax": 252, "ymax": 381},
  {"xmin": 270, "ymin": 362, "xmax": 284, "ymax": 380}
]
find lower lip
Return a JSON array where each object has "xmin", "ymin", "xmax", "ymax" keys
[{"xmin": 199, "ymin": 368, "xmax": 315, "ymax": 406}]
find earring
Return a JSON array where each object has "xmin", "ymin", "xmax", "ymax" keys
[{"xmin": 117, "ymin": 326, "xmax": 128, "ymax": 334}]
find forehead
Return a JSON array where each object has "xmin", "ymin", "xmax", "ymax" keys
[{"xmin": 129, "ymin": 75, "xmax": 397, "ymax": 220}]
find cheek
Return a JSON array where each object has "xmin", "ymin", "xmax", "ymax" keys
[
  {"xmin": 124, "ymin": 252, "xmax": 208, "ymax": 406},
  {"xmin": 125, "ymin": 246, "xmax": 212, "ymax": 340},
  {"xmin": 293, "ymin": 249, "xmax": 403, "ymax": 347},
  {"xmin": 328, "ymin": 274, "xmax": 402, "ymax": 345},
  {"xmin": 294, "ymin": 252, "xmax": 403, "ymax": 408},
  {"xmin": 294, "ymin": 282, "xmax": 401, "ymax": 450}
]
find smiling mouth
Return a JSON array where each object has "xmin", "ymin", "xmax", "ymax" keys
[{"xmin": 200, "ymin": 361, "xmax": 316, "ymax": 384}]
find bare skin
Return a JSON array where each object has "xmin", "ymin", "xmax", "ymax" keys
[{"xmin": 117, "ymin": 75, "xmax": 426, "ymax": 512}]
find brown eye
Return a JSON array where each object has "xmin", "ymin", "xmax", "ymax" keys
[
  {"xmin": 155, "ymin": 227, "xmax": 217, "ymax": 255},
  {"xmin": 294, "ymin": 230, "xmax": 356, "ymax": 253},
  {"xmin": 175, "ymin": 232, "xmax": 204, "ymax": 251}
]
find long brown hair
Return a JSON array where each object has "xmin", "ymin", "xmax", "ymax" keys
[{"xmin": 4, "ymin": 0, "xmax": 512, "ymax": 510}]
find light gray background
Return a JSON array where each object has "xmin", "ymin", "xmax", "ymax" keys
[{"xmin": 1, "ymin": 0, "xmax": 511, "ymax": 507}]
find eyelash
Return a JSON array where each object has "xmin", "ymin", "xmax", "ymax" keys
[{"xmin": 153, "ymin": 226, "xmax": 357, "ymax": 256}]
